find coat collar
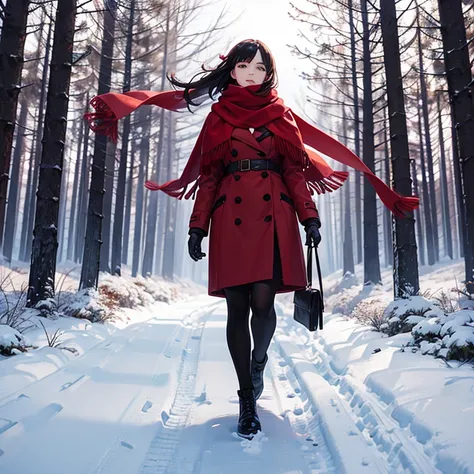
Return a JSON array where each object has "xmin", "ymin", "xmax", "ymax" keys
[{"xmin": 231, "ymin": 127, "xmax": 264, "ymax": 152}]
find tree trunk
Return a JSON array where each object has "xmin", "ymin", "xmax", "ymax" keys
[
  {"xmin": 380, "ymin": 0, "xmax": 419, "ymax": 297},
  {"xmin": 142, "ymin": 6, "xmax": 169, "ymax": 277},
  {"xmin": 348, "ymin": 0, "xmax": 362, "ymax": 265},
  {"xmin": 122, "ymin": 133, "xmax": 135, "ymax": 265},
  {"xmin": 417, "ymin": 85, "xmax": 436, "ymax": 265},
  {"xmin": 383, "ymin": 103, "xmax": 393, "ymax": 267},
  {"xmin": 438, "ymin": 0, "xmax": 474, "ymax": 292},
  {"xmin": 75, "ymin": 124, "xmax": 90, "ymax": 263},
  {"xmin": 67, "ymin": 109, "xmax": 84, "ymax": 261},
  {"xmin": 162, "ymin": 110, "xmax": 176, "ymax": 280},
  {"xmin": 27, "ymin": 0, "xmax": 76, "ymax": 307},
  {"xmin": 411, "ymin": 159, "xmax": 425, "ymax": 266},
  {"xmin": 25, "ymin": 19, "xmax": 53, "ymax": 262},
  {"xmin": 132, "ymin": 109, "xmax": 150, "ymax": 277},
  {"xmin": 19, "ymin": 109, "xmax": 36, "ymax": 261},
  {"xmin": 450, "ymin": 104, "xmax": 465, "ymax": 259},
  {"xmin": 80, "ymin": 2, "xmax": 116, "ymax": 289},
  {"xmin": 99, "ymin": 139, "xmax": 116, "ymax": 272},
  {"xmin": 341, "ymin": 100, "xmax": 354, "ymax": 275},
  {"xmin": 437, "ymin": 94, "xmax": 453, "ymax": 259},
  {"xmin": 361, "ymin": 0, "xmax": 381, "ymax": 285},
  {"xmin": 154, "ymin": 149, "xmax": 168, "ymax": 275},
  {"xmin": 111, "ymin": 0, "xmax": 135, "ymax": 275},
  {"xmin": 417, "ymin": 15, "xmax": 439, "ymax": 260},
  {"xmin": 0, "ymin": 0, "xmax": 30, "ymax": 248},
  {"xmin": 57, "ymin": 141, "xmax": 70, "ymax": 262},
  {"xmin": 3, "ymin": 99, "xmax": 26, "ymax": 262}
]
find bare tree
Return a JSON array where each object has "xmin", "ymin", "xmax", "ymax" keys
[
  {"xmin": 3, "ymin": 100, "xmax": 27, "ymax": 262},
  {"xmin": 437, "ymin": 0, "xmax": 474, "ymax": 293},
  {"xmin": 27, "ymin": 0, "xmax": 77, "ymax": 307},
  {"xmin": 0, "ymin": 0, "xmax": 30, "ymax": 248},
  {"xmin": 380, "ymin": 0, "xmax": 419, "ymax": 297},
  {"xmin": 80, "ymin": 1, "xmax": 117, "ymax": 289}
]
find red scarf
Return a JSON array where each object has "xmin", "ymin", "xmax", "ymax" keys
[{"xmin": 85, "ymin": 84, "xmax": 419, "ymax": 217}]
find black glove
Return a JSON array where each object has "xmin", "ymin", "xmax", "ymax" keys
[
  {"xmin": 302, "ymin": 217, "xmax": 322, "ymax": 247},
  {"xmin": 188, "ymin": 228, "xmax": 207, "ymax": 261}
]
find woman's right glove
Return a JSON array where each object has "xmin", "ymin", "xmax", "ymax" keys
[
  {"xmin": 302, "ymin": 217, "xmax": 322, "ymax": 247},
  {"xmin": 188, "ymin": 228, "xmax": 207, "ymax": 261}
]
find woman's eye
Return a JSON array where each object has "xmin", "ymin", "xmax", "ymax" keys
[
  {"xmin": 258, "ymin": 67, "xmax": 266, "ymax": 71},
  {"xmin": 238, "ymin": 64, "xmax": 247, "ymax": 68}
]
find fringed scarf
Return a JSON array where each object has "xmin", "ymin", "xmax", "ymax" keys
[{"xmin": 84, "ymin": 84, "xmax": 419, "ymax": 217}]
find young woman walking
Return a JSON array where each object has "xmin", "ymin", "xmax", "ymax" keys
[{"xmin": 85, "ymin": 39, "xmax": 419, "ymax": 439}]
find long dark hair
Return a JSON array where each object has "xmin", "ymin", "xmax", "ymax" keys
[{"xmin": 167, "ymin": 39, "xmax": 278, "ymax": 110}]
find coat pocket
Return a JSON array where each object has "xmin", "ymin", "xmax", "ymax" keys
[
  {"xmin": 210, "ymin": 195, "xmax": 226, "ymax": 215},
  {"xmin": 280, "ymin": 192, "xmax": 295, "ymax": 207}
]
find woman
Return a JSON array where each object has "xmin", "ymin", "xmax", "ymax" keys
[{"xmin": 85, "ymin": 39, "xmax": 419, "ymax": 440}]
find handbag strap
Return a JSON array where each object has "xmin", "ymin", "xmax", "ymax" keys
[{"xmin": 306, "ymin": 244, "xmax": 324, "ymax": 299}]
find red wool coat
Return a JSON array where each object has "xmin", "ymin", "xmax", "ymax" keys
[{"xmin": 189, "ymin": 123, "xmax": 319, "ymax": 298}]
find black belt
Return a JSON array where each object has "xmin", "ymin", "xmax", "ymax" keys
[{"xmin": 224, "ymin": 159, "xmax": 281, "ymax": 175}]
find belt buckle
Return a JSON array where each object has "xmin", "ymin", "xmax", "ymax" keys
[{"xmin": 240, "ymin": 159, "xmax": 251, "ymax": 172}]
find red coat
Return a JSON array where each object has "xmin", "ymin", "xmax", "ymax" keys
[{"xmin": 189, "ymin": 122, "xmax": 319, "ymax": 297}]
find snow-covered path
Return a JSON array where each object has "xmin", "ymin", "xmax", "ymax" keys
[{"xmin": 0, "ymin": 297, "xmax": 453, "ymax": 474}]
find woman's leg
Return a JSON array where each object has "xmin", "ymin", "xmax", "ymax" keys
[
  {"xmin": 249, "ymin": 279, "xmax": 279, "ymax": 363},
  {"xmin": 250, "ymin": 229, "xmax": 282, "ymax": 362},
  {"xmin": 223, "ymin": 284, "xmax": 253, "ymax": 390}
]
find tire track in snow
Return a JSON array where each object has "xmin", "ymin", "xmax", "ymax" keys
[
  {"xmin": 268, "ymin": 345, "xmax": 338, "ymax": 473},
  {"xmin": 90, "ymin": 322, "xmax": 188, "ymax": 474},
  {"xmin": 139, "ymin": 310, "xmax": 211, "ymax": 474},
  {"xmin": 285, "ymin": 322, "xmax": 441, "ymax": 474},
  {"xmin": 91, "ymin": 304, "xmax": 219, "ymax": 474}
]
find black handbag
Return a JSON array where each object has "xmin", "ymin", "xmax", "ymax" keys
[{"xmin": 293, "ymin": 243, "xmax": 324, "ymax": 331}]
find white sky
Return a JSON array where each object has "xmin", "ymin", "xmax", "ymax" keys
[{"xmin": 185, "ymin": 0, "xmax": 310, "ymax": 116}]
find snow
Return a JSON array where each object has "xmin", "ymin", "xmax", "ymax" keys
[{"xmin": 0, "ymin": 259, "xmax": 473, "ymax": 473}]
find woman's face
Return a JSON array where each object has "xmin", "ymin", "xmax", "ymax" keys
[{"xmin": 230, "ymin": 48, "xmax": 268, "ymax": 87}]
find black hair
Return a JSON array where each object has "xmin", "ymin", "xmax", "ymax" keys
[{"xmin": 167, "ymin": 39, "xmax": 278, "ymax": 111}]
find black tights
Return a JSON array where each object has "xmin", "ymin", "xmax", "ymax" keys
[{"xmin": 223, "ymin": 233, "xmax": 282, "ymax": 391}]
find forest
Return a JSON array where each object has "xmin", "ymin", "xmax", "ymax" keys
[
  {"xmin": 0, "ymin": 0, "xmax": 472, "ymax": 307},
  {"xmin": 1, "ymin": 1, "xmax": 474, "ymax": 471}
]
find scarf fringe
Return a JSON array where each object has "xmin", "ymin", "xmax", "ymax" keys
[
  {"xmin": 306, "ymin": 171, "xmax": 349, "ymax": 195},
  {"xmin": 145, "ymin": 178, "xmax": 200, "ymax": 200},
  {"xmin": 273, "ymin": 135, "xmax": 309, "ymax": 168},
  {"xmin": 184, "ymin": 179, "xmax": 199, "ymax": 200},
  {"xmin": 366, "ymin": 174, "xmax": 420, "ymax": 218},
  {"xmin": 84, "ymin": 96, "xmax": 119, "ymax": 143},
  {"xmin": 200, "ymin": 140, "xmax": 230, "ymax": 175},
  {"xmin": 393, "ymin": 195, "xmax": 420, "ymax": 218}
]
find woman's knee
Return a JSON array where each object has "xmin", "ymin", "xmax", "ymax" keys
[
  {"xmin": 250, "ymin": 301, "xmax": 275, "ymax": 320},
  {"xmin": 224, "ymin": 285, "xmax": 251, "ymax": 318}
]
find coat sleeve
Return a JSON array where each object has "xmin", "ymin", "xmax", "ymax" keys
[
  {"xmin": 188, "ymin": 114, "xmax": 224, "ymax": 236},
  {"xmin": 188, "ymin": 161, "xmax": 224, "ymax": 235},
  {"xmin": 281, "ymin": 147, "xmax": 320, "ymax": 224}
]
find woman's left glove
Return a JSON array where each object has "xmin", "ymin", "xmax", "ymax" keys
[{"xmin": 303, "ymin": 217, "xmax": 322, "ymax": 247}]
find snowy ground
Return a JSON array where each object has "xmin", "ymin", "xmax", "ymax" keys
[{"xmin": 0, "ymin": 259, "xmax": 473, "ymax": 473}]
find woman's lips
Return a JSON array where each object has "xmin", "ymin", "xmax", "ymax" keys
[{"xmin": 246, "ymin": 79, "xmax": 255, "ymax": 83}]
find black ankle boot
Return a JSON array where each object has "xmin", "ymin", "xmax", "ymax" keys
[
  {"xmin": 236, "ymin": 387, "xmax": 261, "ymax": 439},
  {"xmin": 251, "ymin": 351, "xmax": 268, "ymax": 400}
]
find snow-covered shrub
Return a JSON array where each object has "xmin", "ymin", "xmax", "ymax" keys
[
  {"xmin": 61, "ymin": 274, "xmax": 186, "ymax": 323},
  {"xmin": 390, "ymin": 294, "xmax": 474, "ymax": 361},
  {"xmin": 329, "ymin": 281, "xmax": 390, "ymax": 318},
  {"xmin": 408, "ymin": 309, "xmax": 474, "ymax": 361},
  {"xmin": 99, "ymin": 274, "xmax": 154, "ymax": 310},
  {"xmin": 0, "ymin": 324, "xmax": 31, "ymax": 356},
  {"xmin": 352, "ymin": 298, "xmax": 386, "ymax": 331},
  {"xmin": 61, "ymin": 287, "xmax": 111, "ymax": 323},
  {"xmin": 330, "ymin": 291, "xmax": 356, "ymax": 315},
  {"xmin": 380, "ymin": 296, "xmax": 444, "ymax": 337}
]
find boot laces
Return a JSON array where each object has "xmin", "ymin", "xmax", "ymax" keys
[{"xmin": 240, "ymin": 397, "xmax": 255, "ymax": 420}]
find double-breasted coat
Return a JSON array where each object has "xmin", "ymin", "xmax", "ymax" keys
[{"xmin": 189, "ymin": 119, "xmax": 320, "ymax": 297}]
